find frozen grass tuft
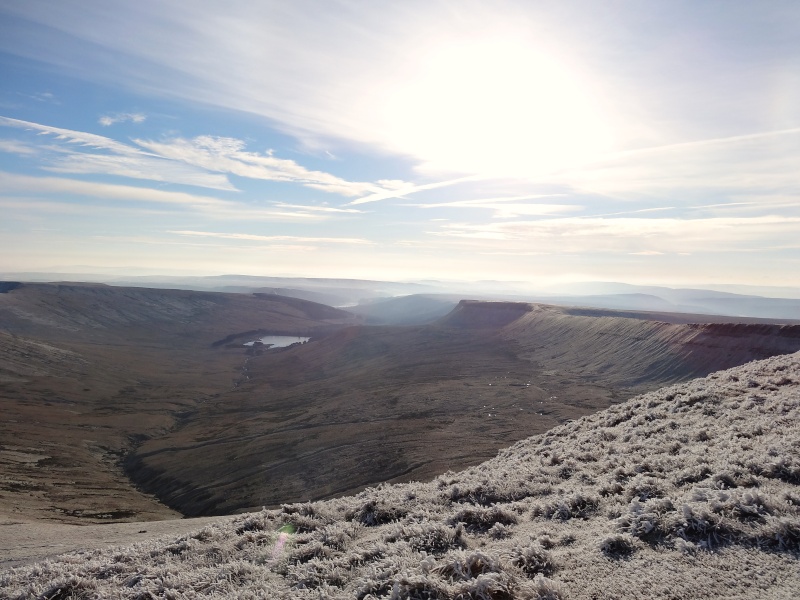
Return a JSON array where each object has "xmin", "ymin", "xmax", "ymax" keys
[
  {"xmin": 346, "ymin": 499, "xmax": 408, "ymax": 526},
  {"xmin": 599, "ymin": 533, "xmax": 637, "ymax": 558},
  {"xmin": 449, "ymin": 506, "xmax": 517, "ymax": 533},
  {"xmin": 508, "ymin": 543, "xmax": 556, "ymax": 576}
]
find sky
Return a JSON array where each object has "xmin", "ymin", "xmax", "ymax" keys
[{"xmin": 0, "ymin": 0, "xmax": 799, "ymax": 288}]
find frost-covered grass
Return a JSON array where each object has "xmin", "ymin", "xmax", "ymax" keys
[{"xmin": 2, "ymin": 352, "xmax": 799, "ymax": 599}]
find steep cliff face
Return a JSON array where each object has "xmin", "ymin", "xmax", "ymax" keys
[
  {"xmin": 498, "ymin": 303, "xmax": 800, "ymax": 387},
  {"xmin": 437, "ymin": 300, "xmax": 533, "ymax": 329},
  {"xmin": 687, "ymin": 321, "xmax": 800, "ymax": 352}
]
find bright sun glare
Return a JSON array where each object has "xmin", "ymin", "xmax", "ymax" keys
[{"xmin": 383, "ymin": 38, "xmax": 612, "ymax": 177}]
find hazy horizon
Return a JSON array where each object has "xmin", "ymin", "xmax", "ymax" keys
[
  {"xmin": 1, "ymin": 1, "xmax": 799, "ymax": 287},
  {"xmin": 5, "ymin": 269, "xmax": 800, "ymax": 313}
]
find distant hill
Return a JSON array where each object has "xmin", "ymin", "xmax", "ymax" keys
[
  {"xmin": 539, "ymin": 281, "xmax": 800, "ymax": 320},
  {"xmin": 0, "ymin": 281, "xmax": 352, "ymax": 341},
  {"xmin": 345, "ymin": 294, "xmax": 461, "ymax": 325},
  {"xmin": 108, "ymin": 274, "xmax": 439, "ymax": 306},
  {"xmin": 3, "ymin": 272, "xmax": 800, "ymax": 319}
]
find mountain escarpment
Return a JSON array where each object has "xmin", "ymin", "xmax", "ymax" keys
[{"xmin": 125, "ymin": 301, "xmax": 800, "ymax": 517}]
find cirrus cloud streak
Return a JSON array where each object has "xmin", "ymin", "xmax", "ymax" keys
[
  {"xmin": 168, "ymin": 230, "xmax": 373, "ymax": 245},
  {"xmin": 431, "ymin": 215, "xmax": 800, "ymax": 255}
]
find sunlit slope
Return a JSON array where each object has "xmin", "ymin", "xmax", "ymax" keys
[
  {"xmin": 4, "ymin": 352, "xmax": 798, "ymax": 599},
  {"xmin": 0, "ymin": 282, "xmax": 356, "ymax": 523},
  {"xmin": 438, "ymin": 301, "xmax": 800, "ymax": 386},
  {"xmin": 125, "ymin": 301, "xmax": 800, "ymax": 518}
]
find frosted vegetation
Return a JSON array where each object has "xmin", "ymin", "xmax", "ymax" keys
[{"xmin": 2, "ymin": 352, "xmax": 799, "ymax": 599}]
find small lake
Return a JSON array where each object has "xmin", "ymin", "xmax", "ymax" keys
[{"xmin": 244, "ymin": 335, "xmax": 310, "ymax": 348}]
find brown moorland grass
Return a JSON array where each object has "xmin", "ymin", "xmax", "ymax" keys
[
  {"xmin": 0, "ymin": 283, "xmax": 356, "ymax": 524},
  {"xmin": 2, "ymin": 285, "xmax": 799, "ymax": 529},
  {"xmin": 126, "ymin": 300, "xmax": 800, "ymax": 516},
  {"xmin": 1, "ymin": 351, "xmax": 798, "ymax": 599}
]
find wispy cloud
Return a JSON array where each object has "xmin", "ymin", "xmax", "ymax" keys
[
  {"xmin": 0, "ymin": 116, "xmax": 239, "ymax": 190},
  {"xmin": 1, "ymin": 116, "xmax": 407, "ymax": 196},
  {"xmin": 0, "ymin": 115, "xmax": 150, "ymax": 157},
  {"xmin": 0, "ymin": 198, "xmax": 117, "ymax": 215},
  {"xmin": 28, "ymin": 91, "xmax": 58, "ymax": 104},
  {"xmin": 200, "ymin": 206, "xmax": 328, "ymax": 222},
  {"xmin": 488, "ymin": 204, "xmax": 582, "ymax": 218},
  {"xmin": 272, "ymin": 202, "xmax": 363, "ymax": 214},
  {"xmin": 565, "ymin": 128, "xmax": 800, "ymax": 202},
  {"xmin": 348, "ymin": 175, "xmax": 481, "ymax": 206},
  {"xmin": 168, "ymin": 230, "xmax": 372, "ymax": 245},
  {"xmin": 0, "ymin": 171, "xmax": 230, "ymax": 208},
  {"xmin": 90, "ymin": 235, "xmax": 331, "ymax": 254},
  {"xmin": 431, "ymin": 215, "xmax": 800, "ymax": 255},
  {"xmin": 0, "ymin": 139, "xmax": 37, "ymax": 155},
  {"xmin": 585, "ymin": 206, "xmax": 676, "ymax": 218},
  {"xmin": 90, "ymin": 235, "xmax": 229, "ymax": 247},
  {"xmin": 478, "ymin": 250, "xmax": 551, "ymax": 256},
  {"xmin": 99, "ymin": 112, "xmax": 146, "ymax": 126},
  {"xmin": 412, "ymin": 193, "xmax": 565, "ymax": 208},
  {"xmin": 0, "ymin": 171, "xmax": 340, "ymax": 221},
  {"xmin": 410, "ymin": 193, "xmax": 579, "ymax": 218},
  {"xmin": 135, "ymin": 135, "xmax": 394, "ymax": 197},
  {"xmin": 609, "ymin": 127, "xmax": 800, "ymax": 161},
  {"xmin": 47, "ymin": 150, "xmax": 237, "ymax": 191}
]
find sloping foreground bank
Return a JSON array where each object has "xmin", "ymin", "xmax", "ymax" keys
[{"xmin": 2, "ymin": 352, "xmax": 799, "ymax": 599}]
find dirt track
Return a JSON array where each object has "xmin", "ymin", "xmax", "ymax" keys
[{"xmin": 0, "ymin": 513, "xmax": 235, "ymax": 570}]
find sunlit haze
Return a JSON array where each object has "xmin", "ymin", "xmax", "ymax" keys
[{"xmin": 1, "ymin": 1, "xmax": 798, "ymax": 289}]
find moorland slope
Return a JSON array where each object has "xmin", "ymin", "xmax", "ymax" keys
[
  {"xmin": 2, "ymin": 351, "xmax": 798, "ymax": 599},
  {"xmin": 3, "ymin": 285, "xmax": 800, "ymax": 527},
  {"xmin": 0, "ymin": 282, "xmax": 356, "ymax": 523},
  {"xmin": 494, "ymin": 301, "xmax": 800, "ymax": 386},
  {"xmin": 125, "ymin": 300, "xmax": 800, "ymax": 516}
]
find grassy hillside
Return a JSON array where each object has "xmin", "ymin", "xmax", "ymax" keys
[
  {"xmin": 5, "ymin": 285, "xmax": 799, "ymax": 525},
  {"xmin": 2, "ymin": 352, "xmax": 798, "ymax": 598},
  {"xmin": 0, "ymin": 283, "xmax": 356, "ymax": 523},
  {"xmin": 499, "ymin": 302, "xmax": 800, "ymax": 386},
  {"xmin": 127, "ymin": 301, "xmax": 800, "ymax": 518}
]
